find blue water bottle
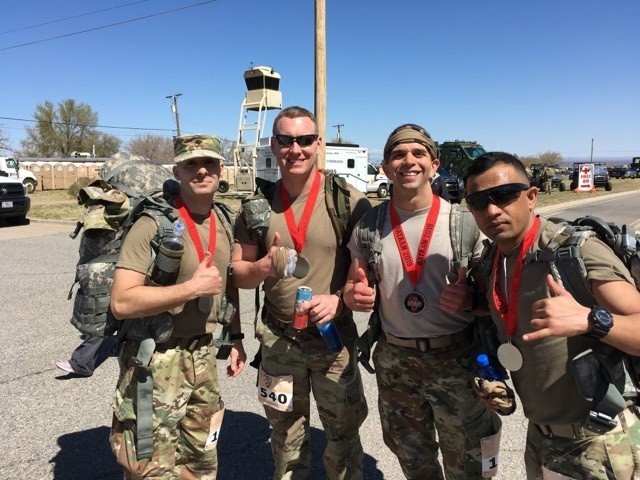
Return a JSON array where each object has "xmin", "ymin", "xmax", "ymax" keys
[
  {"xmin": 476, "ymin": 354, "xmax": 503, "ymax": 381},
  {"xmin": 317, "ymin": 321, "xmax": 344, "ymax": 353}
]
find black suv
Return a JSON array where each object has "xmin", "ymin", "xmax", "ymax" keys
[
  {"xmin": 436, "ymin": 166, "xmax": 464, "ymax": 203},
  {"xmin": 0, "ymin": 174, "xmax": 30, "ymax": 224},
  {"xmin": 569, "ymin": 163, "xmax": 612, "ymax": 191}
]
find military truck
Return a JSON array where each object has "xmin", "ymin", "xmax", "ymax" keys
[
  {"xmin": 569, "ymin": 162, "xmax": 612, "ymax": 191},
  {"xmin": 437, "ymin": 140, "xmax": 486, "ymax": 178}
]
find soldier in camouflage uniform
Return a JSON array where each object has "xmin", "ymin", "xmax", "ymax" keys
[
  {"xmin": 232, "ymin": 106, "xmax": 371, "ymax": 479},
  {"xmin": 109, "ymin": 135, "xmax": 246, "ymax": 479},
  {"xmin": 344, "ymin": 124, "xmax": 501, "ymax": 480},
  {"xmin": 464, "ymin": 152, "xmax": 640, "ymax": 479}
]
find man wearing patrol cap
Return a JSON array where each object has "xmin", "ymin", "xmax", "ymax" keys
[
  {"xmin": 344, "ymin": 123, "xmax": 501, "ymax": 479},
  {"xmin": 109, "ymin": 134, "xmax": 246, "ymax": 479}
]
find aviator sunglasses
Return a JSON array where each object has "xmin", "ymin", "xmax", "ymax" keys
[
  {"xmin": 465, "ymin": 183, "xmax": 530, "ymax": 210},
  {"xmin": 274, "ymin": 134, "xmax": 319, "ymax": 148}
]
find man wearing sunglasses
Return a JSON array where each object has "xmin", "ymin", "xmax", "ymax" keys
[
  {"xmin": 232, "ymin": 106, "xmax": 371, "ymax": 479},
  {"xmin": 465, "ymin": 152, "xmax": 640, "ymax": 479},
  {"xmin": 344, "ymin": 124, "xmax": 500, "ymax": 480}
]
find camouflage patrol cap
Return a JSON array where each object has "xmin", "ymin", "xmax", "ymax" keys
[
  {"xmin": 383, "ymin": 123, "xmax": 437, "ymax": 163},
  {"xmin": 174, "ymin": 134, "xmax": 225, "ymax": 163}
]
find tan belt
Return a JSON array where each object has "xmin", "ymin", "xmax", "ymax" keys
[
  {"xmin": 383, "ymin": 326, "xmax": 473, "ymax": 353},
  {"xmin": 536, "ymin": 405, "xmax": 639, "ymax": 439}
]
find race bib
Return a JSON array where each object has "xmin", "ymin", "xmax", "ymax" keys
[
  {"xmin": 481, "ymin": 427, "xmax": 501, "ymax": 477},
  {"xmin": 542, "ymin": 467, "xmax": 575, "ymax": 480},
  {"xmin": 257, "ymin": 365, "xmax": 294, "ymax": 412},
  {"xmin": 204, "ymin": 408, "xmax": 225, "ymax": 451}
]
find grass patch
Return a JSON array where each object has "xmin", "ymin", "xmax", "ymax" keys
[{"xmin": 29, "ymin": 203, "xmax": 84, "ymax": 221}]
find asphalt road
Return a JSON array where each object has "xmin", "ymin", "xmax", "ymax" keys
[{"xmin": 1, "ymin": 191, "xmax": 638, "ymax": 479}]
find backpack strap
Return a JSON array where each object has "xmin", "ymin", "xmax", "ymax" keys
[
  {"xmin": 324, "ymin": 173, "xmax": 352, "ymax": 247},
  {"xmin": 449, "ymin": 203, "xmax": 481, "ymax": 271}
]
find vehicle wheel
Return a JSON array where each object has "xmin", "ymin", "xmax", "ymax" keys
[
  {"xmin": 558, "ymin": 182, "xmax": 566, "ymax": 192},
  {"xmin": 6, "ymin": 216, "xmax": 28, "ymax": 226},
  {"xmin": 570, "ymin": 181, "xmax": 577, "ymax": 190},
  {"xmin": 23, "ymin": 179, "xmax": 36, "ymax": 193},
  {"xmin": 218, "ymin": 180, "xmax": 229, "ymax": 194},
  {"xmin": 376, "ymin": 184, "xmax": 388, "ymax": 198},
  {"xmin": 605, "ymin": 182, "xmax": 612, "ymax": 191}
]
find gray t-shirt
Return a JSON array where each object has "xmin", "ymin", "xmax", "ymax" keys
[{"xmin": 348, "ymin": 200, "xmax": 484, "ymax": 338}]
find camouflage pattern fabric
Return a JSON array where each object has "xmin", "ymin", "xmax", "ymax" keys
[
  {"xmin": 373, "ymin": 338, "xmax": 501, "ymax": 480},
  {"xmin": 110, "ymin": 340, "xmax": 223, "ymax": 479},
  {"xmin": 256, "ymin": 316, "xmax": 367, "ymax": 480},
  {"xmin": 524, "ymin": 412, "xmax": 640, "ymax": 479},
  {"xmin": 102, "ymin": 152, "xmax": 174, "ymax": 196}
]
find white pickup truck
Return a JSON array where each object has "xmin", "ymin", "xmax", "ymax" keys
[{"xmin": 0, "ymin": 157, "xmax": 38, "ymax": 193}]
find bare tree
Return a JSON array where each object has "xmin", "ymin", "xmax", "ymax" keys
[
  {"xmin": 0, "ymin": 127, "xmax": 10, "ymax": 153},
  {"xmin": 126, "ymin": 134, "xmax": 173, "ymax": 164}
]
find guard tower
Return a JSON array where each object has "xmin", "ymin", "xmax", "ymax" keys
[{"xmin": 233, "ymin": 65, "xmax": 282, "ymax": 191}]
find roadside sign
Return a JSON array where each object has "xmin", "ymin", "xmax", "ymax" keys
[{"xmin": 577, "ymin": 163, "xmax": 594, "ymax": 191}]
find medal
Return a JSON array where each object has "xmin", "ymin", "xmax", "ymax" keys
[
  {"xmin": 497, "ymin": 342, "xmax": 523, "ymax": 371},
  {"xmin": 403, "ymin": 291, "xmax": 426, "ymax": 314},
  {"xmin": 390, "ymin": 196, "xmax": 441, "ymax": 312},
  {"xmin": 292, "ymin": 254, "xmax": 310, "ymax": 279},
  {"xmin": 491, "ymin": 216, "xmax": 540, "ymax": 371}
]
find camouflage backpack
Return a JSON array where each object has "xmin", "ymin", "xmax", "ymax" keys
[{"xmin": 68, "ymin": 153, "xmax": 235, "ymax": 341}]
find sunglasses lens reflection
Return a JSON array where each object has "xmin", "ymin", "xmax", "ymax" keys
[
  {"xmin": 275, "ymin": 134, "xmax": 318, "ymax": 148},
  {"xmin": 466, "ymin": 184, "xmax": 529, "ymax": 210}
]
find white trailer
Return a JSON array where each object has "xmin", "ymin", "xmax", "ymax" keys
[{"xmin": 255, "ymin": 142, "xmax": 390, "ymax": 198}]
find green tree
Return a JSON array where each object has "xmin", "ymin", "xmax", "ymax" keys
[
  {"xmin": 126, "ymin": 134, "xmax": 173, "ymax": 164},
  {"xmin": 19, "ymin": 99, "xmax": 119, "ymax": 157}
]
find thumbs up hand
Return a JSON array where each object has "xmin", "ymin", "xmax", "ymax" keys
[
  {"xmin": 350, "ymin": 267, "xmax": 375, "ymax": 312},
  {"xmin": 440, "ymin": 267, "xmax": 470, "ymax": 313},
  {"xmin": 524, "ymin": 274, "xmax": 591, "ymax": 342},
  {"xmin": 192, "ymin": 252, "xmax": 222, "ymax": 296}
]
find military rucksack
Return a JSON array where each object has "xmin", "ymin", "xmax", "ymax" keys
[
  {"xmin": 68, "ymin": 152, "xmax": 235, "ymax": 341},
  {"xmin": 482, "ymin": 215, "xmax": 640, "ymax": 431},
  {"xmin": 354, "ymin": 200, "xmax": 483, "ymax": 373}
]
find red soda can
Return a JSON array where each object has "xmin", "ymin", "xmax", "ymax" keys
[{"xmin": 293, "ymin": 286, "xmax": 312, "ymax": 329}]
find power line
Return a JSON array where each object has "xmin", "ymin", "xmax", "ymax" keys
[
  {"xmin": 0, "ymin": 0, "xmax": 151, "ymax": 36},
  {"xmin": 0, "ymin": 0, "xmax": 218, "ymax": 52},
  {"xmin": 0, "ymin": 116, "xmax": 172, "ymax": 133}
]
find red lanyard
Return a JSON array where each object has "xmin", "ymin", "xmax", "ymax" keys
[
  {"xmin": 176, "ymin": 196, "xmax": 216, "ymax": 262},
  {"xmin": 491, "ymin": 216, "xmax": 540, "ymax": 337},
  {"xmin": 279, "ymin": 171, "xmax": 322, "ymax": 252},
  {"xmin": 389, "ymin": 195, "xmax": 441, "ymax": 286}
]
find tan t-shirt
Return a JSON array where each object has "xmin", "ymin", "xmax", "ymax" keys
[
  {"xmin": 116, "ymin": 211, "xmax": 231, "ymax": 338},
  {"xmin": 348, "ymin": 200, "xmax": 485, "ymax": 338},
  {"xmin": 235, "ymin": 176, "xmax": 371, "ymax": 325},
  {"xmin": 488, "ymin": 217, "xmax": 634, "ymax": 424}
]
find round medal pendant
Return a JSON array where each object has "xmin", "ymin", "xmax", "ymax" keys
[
  {"xmin": 403, "ymin": 291, "xmax": 426, "ymax": 314},
  {"xmin": 198, "ymin": 296, "xmax": 213, "ymax": 313},
  {"xmin": 497, "ymin": 342, "xmax": 523, "ymax": 372}
]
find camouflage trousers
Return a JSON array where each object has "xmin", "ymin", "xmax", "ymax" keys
[
  {"xmin": 257, "ymin": 318, "xmax": 368, "ymax": 480},
  {"xmin": 525, "ymin": 406, "xmax": 640, "ymax": 479},
  {"xmin": 373, "ymin": 338, "xmax": 501, "ymax": 480},
  {"xmin": 110, "ymin": 340, "xmax": 224, "ymax": 480}
]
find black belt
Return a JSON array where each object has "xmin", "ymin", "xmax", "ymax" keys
[{"xmin": 155, "ymin": 334, "xmax": 213, "ymax": 352}]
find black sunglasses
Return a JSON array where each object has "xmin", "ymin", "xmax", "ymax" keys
[
  {"xmin": 274, "ymin": 134, "xmax": 318, "ymax": 148},
  {"xmin": 465, "ymin": 183, "xmax": 530, "ymax": 210}
]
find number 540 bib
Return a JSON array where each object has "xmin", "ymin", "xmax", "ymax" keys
[{"xmin": 257, "ymin": 365, "xmax": 294, "ymax": 412}]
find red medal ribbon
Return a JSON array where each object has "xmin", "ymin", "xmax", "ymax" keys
[
  {"xmin": 491, "ymin": 216, "xmax": 541, "ymax": 337},
  {"xmin": 176, "ymin": 195, "xmax": 216, "ymax": 262},
  {"xmin": 279, "ymin": 171, "xmax": 322, "ymax": 252},
  {"xmin": 389, "ymin": 195, "xmax": 441, "ymax": 286}
]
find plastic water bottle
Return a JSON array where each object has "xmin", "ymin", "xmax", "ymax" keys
[
  {"xmin": 476, "ymin": 354, "xmax": 503, "ymax": 381},
  {"xmin": 317, "ymin": 321, "xmax": 344, "ymax": 353},
  {"xmin": 148, "ymin": 222, "xmax": 185, "ymax": 286}
]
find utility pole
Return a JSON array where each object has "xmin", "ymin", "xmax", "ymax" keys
[
  {"xmin": 166, "ymin": 93, "xmax": 182, "ymax": 136},
  {"xmin": 332, "ymin": 123, "xmax": 344, "ymax": 143},
  {"xmin": 315, "ymin": 0, "xmax": 326, "ymax": 168},
  {"xmin": 590, "ymin": 138, "xmax": 594, "ymax": 163}
]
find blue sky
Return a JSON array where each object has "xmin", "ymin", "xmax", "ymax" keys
[{"xmin": 1, "ymin": 0, "xmax": 639, "ymax": 164}]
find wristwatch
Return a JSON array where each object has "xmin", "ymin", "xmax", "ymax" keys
[
  {"xmin": 333, "ymin": 290, "xmax": 344, "ymax": 304},
  {"xmin": 588, "ymin": 306, "xmax": 614, "ymax": 340}
]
